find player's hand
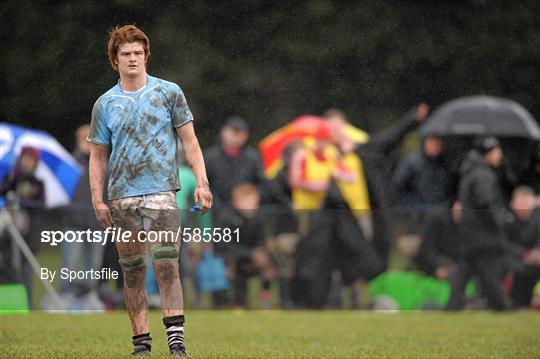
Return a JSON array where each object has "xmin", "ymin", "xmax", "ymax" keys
[
  {"xmin": 415, "ymin": 103, "xmax": 430, "ymax": 122},
  {"xmin": 194, "ymin": 186, "xmax": 213, "ymax": 214},
  {"xmin": 93, "ymin": 201, "xmax": 113, "ymax": 229}
]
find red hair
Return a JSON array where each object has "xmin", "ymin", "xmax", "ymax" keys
[{"xmin": 107, "ymin": 25, "xmax": 151, "ymax": 70}]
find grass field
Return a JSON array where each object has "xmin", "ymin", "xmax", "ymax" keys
[{"xmin": 1, "ymin": 310, "xmax": 539, "ymax": 358}]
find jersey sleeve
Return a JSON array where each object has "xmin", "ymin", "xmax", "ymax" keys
[
  {"xmin": 88, "ymin": 98, "xmax": 111, "ymax": 145},
  {"xmin": 170, "ymin": 85, "xmax": 194, "ymax": 128}
]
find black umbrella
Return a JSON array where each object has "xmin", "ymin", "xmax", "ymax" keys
[{"xmin": 421, "ymin": 95, "xmax": 540, "ymax": 140}]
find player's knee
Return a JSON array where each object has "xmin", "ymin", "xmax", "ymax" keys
[
  {"xmin": 119, "ymin": 253, "xmax": 146, "ymax": 272},
  {"xmin": 151, "ymin": 245, "xmax": 179, "ymax": 264}
]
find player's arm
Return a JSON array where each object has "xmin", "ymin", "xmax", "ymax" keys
[
  {"xmin": 176, "ymin": 122, "xmax": 213, "ymax": 213},
  {"xmin": 89, "ymin": 143, "xmax": 113, "ymax": 228}
]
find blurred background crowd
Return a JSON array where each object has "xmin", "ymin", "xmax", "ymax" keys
[
  {"xmin": 0, "ymin": 1, "xmax": 539, "ymax": 311},
  {"xmin": 1, "ymin": 101, "xmax": 538, "ymax": 312}
]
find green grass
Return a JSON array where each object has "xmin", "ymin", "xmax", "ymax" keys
[{"xmin": 1, "ymin": 311, "xmax": 539, "ymax": 358}]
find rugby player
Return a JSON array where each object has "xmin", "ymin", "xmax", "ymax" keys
[{"xmin": 89, "ymin": 24, "xmax": 212, "ymax": 356}]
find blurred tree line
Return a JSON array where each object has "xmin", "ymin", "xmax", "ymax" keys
[{"xmin": 1, "ymin": 0, "xmax": 539, "ymax": 149}]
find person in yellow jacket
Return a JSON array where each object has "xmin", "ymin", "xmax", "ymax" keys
[
  {"xmin": 323, "ymin": 109, "xmax": 373, "ymax": 240},
  {"xmin": 289, "ymin": 140, "xmax": 336, "ymax": 210},
  {"xmin": 288, "ymin": 130, "xmax": 361, "ymax": 235},
  {"xmin": 288, "ymin": 132, "xmax": 336, "ymax": 235}
]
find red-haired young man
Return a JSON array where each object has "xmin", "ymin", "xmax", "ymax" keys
[{"xmin": 89, "ymin": 24, "xmax": 212, "ymax": 356}]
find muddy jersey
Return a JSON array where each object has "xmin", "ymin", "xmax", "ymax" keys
[{"xmin": 89, "ymin": 75, "xmax": 193, "ymax": 200}]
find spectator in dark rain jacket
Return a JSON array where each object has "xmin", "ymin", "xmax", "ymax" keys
[
  {"xmin": 392, "ymin": 135, "xmax": 454, "ymax": 233},
  {"xmin": 204, "ymin": 116, "xmax": 266, "ymax": 219},
  {"xmin": 447, "ymin": 137, "xmax": 511, "ymax": 311}
]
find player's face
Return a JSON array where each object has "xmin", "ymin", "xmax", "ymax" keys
[{"xmin": 116, "ymin": 42, "xmax": 146, "ymax": 78}]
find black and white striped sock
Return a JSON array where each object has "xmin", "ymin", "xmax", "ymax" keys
[
  {"xmin": 132, "ymin": 333, "xmax": 152, "ymax": 354},
  {"xmin": 163, "ymin": 315, "xmax": 185, "ymax": 349}
]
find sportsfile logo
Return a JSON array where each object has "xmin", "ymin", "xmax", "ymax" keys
[{"xmin": 40, "ymin": 227, "xmax": 240, "ymax": 246}]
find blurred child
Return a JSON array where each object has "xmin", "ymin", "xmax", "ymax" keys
[{"xmin": 214, "ymin": 183, "xmax": 276, "ymax": 308}]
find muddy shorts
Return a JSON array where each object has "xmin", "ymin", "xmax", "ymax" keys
[{"xmin": 109, "ymin": 191, "xmax": 181, "ymax": 249}]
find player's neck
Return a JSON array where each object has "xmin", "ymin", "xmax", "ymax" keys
[{"xmin": 119, "ymin": 73, "xmax": 148, "ymax": 93}]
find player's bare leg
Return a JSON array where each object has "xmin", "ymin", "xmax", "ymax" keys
[
  {"xmin": 115, "ymin": 231, "xmax": 153, "ymax": 356},
  {"xmin": 147, "ymin": 202, "xmax": 187, "ymax": 356},
  {"xmin": 148, "ymin": 209, "xmax": 183, "ymax": 317},
  {"xmin": 153, "ymin": 259, "xmax": 183, "ymax": 317},
  {"xmin": 117, "ymin": 237, "xmax": 149, "ymax": 335}
]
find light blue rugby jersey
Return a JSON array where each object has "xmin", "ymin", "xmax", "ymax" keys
[{"xmin": 88, "ymin": 75, "xmax": 193, "ymax": 200}]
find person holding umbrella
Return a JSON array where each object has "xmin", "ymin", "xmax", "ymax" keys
[
  {"xmin": 420, "ymin": 95, "xmax": 540, "ymax": 199},
  {"xmin": 0, "ymin": 146, "xmax": 45, "ymax": 308},
  {"xmin": 447, "ymin": 137, "xmax": 511, "ymax": 311}
]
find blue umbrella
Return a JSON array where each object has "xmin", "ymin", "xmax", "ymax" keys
[{"xmin": 0, "ymin": 122, "xmax": 82, "ymax": 208}]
